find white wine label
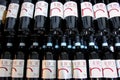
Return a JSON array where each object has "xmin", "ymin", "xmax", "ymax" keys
[
  {"xmin": 58, "ymin": 60, "xmax": 72, "ymax": 79},
  {"xmin": 89, "ymin": 59, "xmax": 103, "ymax": 78},
  {"xmin": 20, "ymin": 2, "xmax": 34, "ymax": 18},
  {"xmin": 50, "ymin": 2, "xmax": 63, "ymax": 18},
  {"xmin": 72, "ymin": 60, "xmax": 87, "ymax": 79},
  {"xmin": 93, "ymin": 3, "xmax": 108, "ymax": 19},
  {"xmin": 0, "ymin": 5, "xmax": 6, "ymax": 20},
  {"xmin": 81, "ymin": 2, "xmax": 94, "ymax": 17},
  {"xmin": 42, "ymin": 60, "xmax": 56, "ymax": 79},
  {"xmin": 0, "ymin": 59, "xmax": 12, "ymax": 77},
  {"xmin": 116, "ymin": 60, "xmax": 120, "ymax": 77},
  {"xmin": 26, "ymin": 60, "xmax": 40, "ymax": 78},
  {"xmin": 64, "ymin": 1, "xmax": 78, "ymax": 18},
  {"xmin": 107, "ymin": 2, "xmax": 120, "ymax": 18},
  {"xmin": 34, "ymin": 1, "xmax": 48, "ymax": 17},
  {"xmin": 102, "ymin": 60, "xmax": 118, "ymax": 78},
  {"xmin": 6, "ymin": 3, "xmax": 19, "ymax": 18},
  {"xmin": 12, "ymin": 60, "xmax": 24, "ymax": 78}
]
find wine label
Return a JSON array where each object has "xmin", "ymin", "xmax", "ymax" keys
[
  {"xmin": 26, "ymin": 59, "xmax": 40, "ymax": 78},
  {"xmin": 50, "ymin": 2, "xmax": 63, "ymax": 18},
  {"xmin": 42, "ymin": 60, "xmax": 56, "ymax": 79},
  {"xmin": 20, "ymin": 2, "xmax": 34, "ymax": 18},
  {"xmin": 0, "ymin": 59, "xmax": 12, "ymax": 77},
  {"xmin": 12, "ymin": 60, "xmax": 24, "ymax": 78},
  {"xmin": 89, "ymin": 59, "xmax": 103, "ymax": 78},
  {"xmin": 34, "ymin": 1, "xmax": 48, "ymax": 17},
  {"xmin": 0, "ymin": 5, "xmax": 6, "ymax": 20},
  {"xmin": 58, "ymin": 60, "xmax": 72, "ymax": 79},
  {"xmin": 81, "ymin": 2, "xmax": 94, "ymax": 17},
  {"xmin": 72, "ymin": 60, "xmax": 87, "ymax": 79},
  {"xmin": 64, "ymin": 1, "xmax": 78, "ymax": 18},
  {"xmin": 6, "ymin": 3, "xmax": 19, "ymax": 18},
  {"xmin": 107, "ymin": 2, "xmax": 120, "ymax": 18},
  {"xmin": 116, "ymin": 60, "xmax": 120, "ymax": 77},
  {"xmin": 93, "ymin": 3, "xmax": 108, "ymax": 19},
  {"xmin": 102, "ymin": 60, "xmax": 118, "ymax": 78}
]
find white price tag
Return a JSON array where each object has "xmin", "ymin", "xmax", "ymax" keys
[
  {"xmin": 72, "ymin": 60, "xmax": 87, "ymax": 79},
  {"xmin": 58, "ymin": 60, "xmax": 72, "ymax": 79},
  {"xmin": 50, "ymin": 2, "xmax": 63, "ymax": 18},
  {"xmin": 93, "ymin": 3, "xmax": 108, "ymax": 19},
  {"xmin": 34, "ymin": 1, "xmax": 48, "ymax": 17},
  {"xmin": 6, "ymin": 3, "xmax": 19, "ymax": 18},
  {"xmin": 0, "ymin": 5, "xmax": 6, "ymax": 20},
  {"xmin": 0, "ymin": 59, "xmax": 12, "ymax": 77},
  {"xmin": 26, "ymin": 59, "xmax": 40, "ymax": 78},
  {"xmin": 20, "ymin": 2, "xmax": 34, "ymax": 18},
  {"xmin": 102, "ymin": 60, "xmax": 118, "ymax": 78},
  {"xmin": 42, "ymin": 60, "xmax": 56, "ymax": 79},
  {"xmin": 12, "ymin": 60, "xmax": 24, "ymax": 78},
  {"xmin": 64, "ymin": 1, "xmax": 78, "ymax": 18},
  {"xmin": 107, "ymin": 2, "xmax": 120, "ymax": 18},
  {"xmin": 81, "ymin": 2, "xmax": 94, "ymax": 17},
  {"xmin": 89, "ymin": 59, "xmax": 103, "ymax": 78}
]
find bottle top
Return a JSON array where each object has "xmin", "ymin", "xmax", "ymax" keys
[
  {"xmin": 102, "ymin": 36, "xmax": 108, "ymax": 47},
  {"xmin": 89, "ymin": 35, "xmax": 95, "ymax": 46},
  {"xmin": 75, "ymin": 35, "xmax": 81, "ymax": 47},
  {"xmin": 115, "ymin": 37, "xmax": 120, "ymax": 46},
  {"xmin": 33, "ymin": 42, "xmax": 39, "ymax": 46},
  {"xmin": 67, "ymin": 38, "xmax": 72, "ymax": 48},
  {"xmin": 19, "ymin": 42, "xmax": 25, "ymax": 46},
  {"xmin": 7, "ymin": 42, "xmax": 13, "ymax": 47},
  {"xmin": 55, "ymin": 39, "xmax": 59, "ymax": 49},
  {"xmin": 61, "ymin": 36, "xmax": 67, "ymax": 47},
  {"xmin": 47, "ymin": 36, "xmax": 53, "ymax": 47}
]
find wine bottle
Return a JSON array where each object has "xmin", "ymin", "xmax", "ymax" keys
[
  {"xmin": 34, "ymin": 0, "xmax": 48, "ymax": 34},
  {"xmin": 93, "ymin": 0, "xmax": 109, "ymax": 34},
  {"xmin": 4, "ymin": 0, "xmax": 20, "ymax": 36},
  {"xmin": 0, "ymin": 0, "xmax": 7, "ymax": 35},
  {"xmin": 57, "ymin": 36, "xmax": 72, "ymax": 80},
  {"xmin": 80, "ymin": 0, "xmax": 94, "ymax": 35},
  {"xmin": 72, "ymin": 35, "xmax": 87, "ymax": 80},
  {"xmin": 11, "ymin": 37, "xmax": 26, "ymax": 80},
  {"xmin": 0, "ymin": 36, "xmax": 14, "ymax": 80},
  {"xmin": 18, "ymin": 0, "xmax": 34, "ymax": 35},
  {"xmin": 88, "ymin": 36, "xmax": 103, "ymax": 80},
  {"xmin": 106, "ymin": 0, "xmax": 120, "ymax": 35},
  {"xmin": 114, "ymin": 36, "xmax": 120, "ymax": 79},
  {"xmin": 50, "ymin": 0, "xmax": 63, "ymax": 36},
  {"xmin": 41, "ymin": 36, "xmax": 56, "ymax": 80},
  {"xmin": 64, "ymin": 0, "xmax": 78, "ymax": 35},
  {"xmin": 102, "ymin": 36, "xmax": 118, "ymax": 80},
  {"xmin": 26, "ymin": 41, "xmax": 40, "ymax": 80}
]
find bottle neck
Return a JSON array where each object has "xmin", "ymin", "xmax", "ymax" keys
[
  {"xmin": 80, "ymin": 0, "xmax": 91, "ymax": 2},
  {"xmin": 23, "ymin": 0, "xmax": 33, "ymax": 3},
  {"xmin": 10, "ymin": 0, "xmax": 20, "ymax": 3},
  {"xmin": 93, "ymin": 0, "xmax": 105, "ymax": 4},
  {"xmin": 0, "ymin": 0, "xmax": 7, "ymax": 6}
]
